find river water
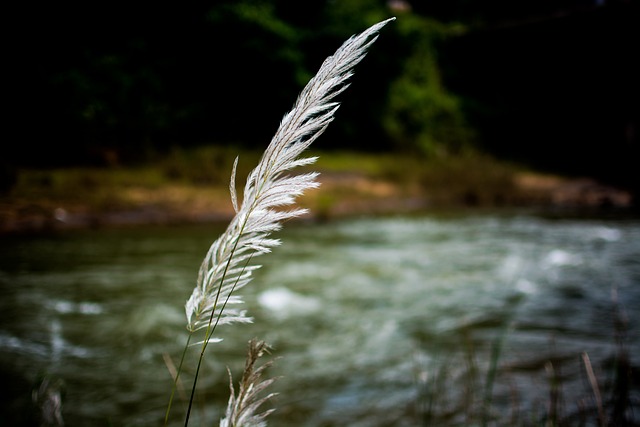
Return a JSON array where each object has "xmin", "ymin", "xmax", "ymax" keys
[{"xmin": 1, "ymin": 212, "xmax": 639, "ymax": 426}]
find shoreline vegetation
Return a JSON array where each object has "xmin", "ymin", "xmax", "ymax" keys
[{"xmin": 1, "ymin": 148, "xmax": 634, "ymax": 235}]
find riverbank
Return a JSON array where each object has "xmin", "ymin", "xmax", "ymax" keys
[{"xmin": 1, "ymin": 150, "xmax": 634, "ymax": 234}]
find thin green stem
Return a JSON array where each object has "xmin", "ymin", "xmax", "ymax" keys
[
  {"xmin": 185, "ymin": 245, "xmax": 259, "ymax": 425},
  {"xmin": 164, "ymin": 332, "xmax": 192, "ymax": 425},
  {"xmin": 184, "ymin": 253, "xmax": 239, "ymax": 426},
  {"xmin": 184, "ymin": 208, "xmax": 258, "ymax": 426}
]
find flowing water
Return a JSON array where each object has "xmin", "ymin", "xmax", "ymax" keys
[{"xmin": 1, "ymin": 212, "xmax": 639, "ymax": 426}]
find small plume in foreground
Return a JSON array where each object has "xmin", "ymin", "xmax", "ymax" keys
[{"xmin": 220, "ymin": 339, "xmax": 278, "ymax": 427}]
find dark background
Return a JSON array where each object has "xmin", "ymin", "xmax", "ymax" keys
[{"xmin": 6, "ymin": 0, "xmax": 639, "ymax": 192}]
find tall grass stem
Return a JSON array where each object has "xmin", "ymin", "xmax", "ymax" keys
[{"xmin": 165, "ymin": 17, "xmax": 395, "ymax": 426}]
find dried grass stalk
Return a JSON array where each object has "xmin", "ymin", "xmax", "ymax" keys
[{"xmin": 220, "ymin": 339, "xmax": 278, "ymax": 427}]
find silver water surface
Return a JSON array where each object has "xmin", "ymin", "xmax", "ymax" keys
[{"xmin": 1, "ymin": 213, "xmax": 638, "ymax": 425}]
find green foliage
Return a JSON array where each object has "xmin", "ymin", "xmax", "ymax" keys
[
  {"xmin": 207, "ymin": 1, "xmax": 307, "ymax": 87},
  {"xmin": 160, "ymin": 146, "xmax": 260, "ymax": 186},
  {"xmin": 418, "ymin": 151, "xmax": 519, "ymax": 206},
  {"xmin": 17, "ymin": 2, "xmax": 479, "ymax": 167},
  {"xmin": 383, "ymin": 14, "xmax": 472, "ymax": 156}
]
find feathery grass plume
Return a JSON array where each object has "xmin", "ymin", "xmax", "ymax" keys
[
  {"xmin": 167, "ymin": 17, "xmax": 395, "ymax": 426},
  {"xmin": 185, "ymin": 16, "xmax": 395, "ymax": 337},
  {"xmin": 220, "ymin": 339, "xmax": 278, "ymax": 427}
]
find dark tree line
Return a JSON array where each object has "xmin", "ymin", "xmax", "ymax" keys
[
  {"xmin": 443, "ymin": 0, "xmax": 639, "ymax": 188},
  {"xmin": 6, "ymin": 0, "xmax": 639, "ymax": 192}
]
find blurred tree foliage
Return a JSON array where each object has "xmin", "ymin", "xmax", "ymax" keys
[
  {"xmin": 7, "ymin": 0, "xmax": 638, "ymax": 193},
  {"xmin": 9, "ymin": 0, "xmax": 473, "ymax": 167},
  {"xmin": 382, "ymin": 14, "xmax": 470, "ymax": 156}
]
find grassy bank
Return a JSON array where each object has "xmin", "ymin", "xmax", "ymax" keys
[{"xmin": 0, "ymin": 147, "xmax": 633, "ymax": 234}]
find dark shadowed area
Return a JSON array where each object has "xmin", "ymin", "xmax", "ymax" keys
[{"xmin": 5, "ymin": 1, "xmax": 638, "ymax": 192}]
